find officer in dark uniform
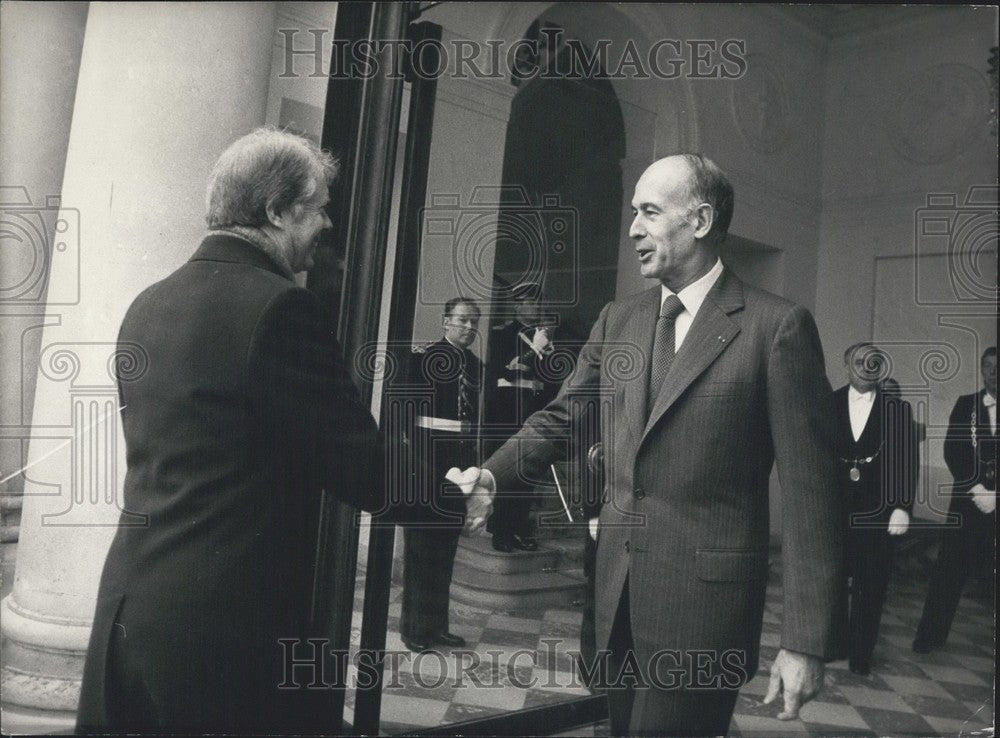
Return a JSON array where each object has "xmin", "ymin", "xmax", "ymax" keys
[
  {"xmin": 484, "ymin": 281, "xmax": 561, "ymax": 552},
  {"xmin": 398, "ymin": 297, "xmax": 482, "ymax": 652}
]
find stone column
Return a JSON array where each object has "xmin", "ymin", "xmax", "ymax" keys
[
  {"xmin": 0, "ymin": 1, "xmax": 88, "ymax": 545},
  {"xmin": 1, "ymin": 3, "xmax": 278, "ymax": 732}
]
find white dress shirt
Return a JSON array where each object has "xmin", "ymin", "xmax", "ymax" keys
[
  {"xmin": 660, "ymin": 258, "xmax": 724, "ymax": 352},
  {"xmin": 983, "ymin": 391, "xmax": 997, "ymax": 434},
  {"xmin": 848, "ymin": 386, "xmax": 876, "ymax": 442}
]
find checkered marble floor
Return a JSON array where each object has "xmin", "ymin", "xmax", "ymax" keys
[{"xmin": 346, "ymin": 559, "xmax": 995, "ymax": 736}]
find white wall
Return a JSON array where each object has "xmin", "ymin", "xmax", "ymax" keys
[{"xmin": 815, "ymin": 6, "xmax": 999, "ymax": 519}]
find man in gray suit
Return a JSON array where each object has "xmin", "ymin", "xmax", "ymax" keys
[{"xmin": 462, "ymin": 155, "xmax": 843, "ymax": 735}]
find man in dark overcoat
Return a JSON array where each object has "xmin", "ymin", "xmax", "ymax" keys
[{"xmin": 77, "ymin": 129, "xmax": 388, "ymax": 734}]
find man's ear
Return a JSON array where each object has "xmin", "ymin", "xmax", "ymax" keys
[
  {"xmin": 264, "ymin": 197, "xmax": 285, "ymax": 228},
  {"xmin": 692, "ymin": 202, "xmax": 715, "ymax": 240}
]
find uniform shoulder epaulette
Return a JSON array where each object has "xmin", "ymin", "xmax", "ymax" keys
[{"xmin": 411, "ymin": 341, "xmax": 433, "ymax": 354}]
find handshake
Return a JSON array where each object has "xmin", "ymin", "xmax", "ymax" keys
[{"xmin": 444, "ymin": 467, "xmax": 496, "ymax": 532}]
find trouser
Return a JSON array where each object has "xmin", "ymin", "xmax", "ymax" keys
[
  {"xmin": 915, "ymin": 503, "xmax": 995, "ymax": 647},
  {"xmin": 491, "ymin": 489, "xmax": 535, "ymax": 539},
  {"xmin": 400, "ymin": 525, "xmax": 462, "ymax": 640},
  {"xmin": 846, "ymin": 524, "xmax": 893, "ymax": 667},
  {"xmin": 602, "ymin": 578, "xmax": 740, "ymax": 737}
]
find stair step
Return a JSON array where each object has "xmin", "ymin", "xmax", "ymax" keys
[
  {"xmin": 454, "ymin": 533, "xmax": 585, "ymax": 574},
  {"xmin": 449, "ymin": 560, "xmax": 586, "ymax": 610}
]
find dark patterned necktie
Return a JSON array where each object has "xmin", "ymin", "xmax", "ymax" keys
[{"xmin": 647, "ymin": 295, "xmax": 685, "ymax": 418}]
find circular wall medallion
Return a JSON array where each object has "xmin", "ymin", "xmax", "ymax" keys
[{"xmin": 884, "ymin": 63, "xmax": 988, "ymax": 165}]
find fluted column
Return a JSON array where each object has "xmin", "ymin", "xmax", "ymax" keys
[
  {"xmin": 0, "ymin": 1, "xmax": 88, "ymax": 545},
  {"xmin": 1, "ymin": 3, "xmax": 278, "ymax": 732}
]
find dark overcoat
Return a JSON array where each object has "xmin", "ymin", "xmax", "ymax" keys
[{"xmin": 77, "ymin": 235, "xmax": 384, "ymax": 734}]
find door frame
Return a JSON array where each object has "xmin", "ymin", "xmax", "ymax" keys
[{"xmin": 321, "ymin": 4, "xmax": 609, "ymax": 732}]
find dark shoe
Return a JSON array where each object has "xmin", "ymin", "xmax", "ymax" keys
[
  {"xmin": 401, "ymin": 637, "xmax": 431, "ymax": 653},
  {"xmin": 511, "ymin": 534, "xmax": 538, "ymax": 551},
  {"xmin": 492, "ymin": 536, "xmax": 514, "ymax": 553},
  {"xmin": 912, "ymin": 639, "xmax": 936, "ymax": 654},
  {"xmin": 848, "ymin": 658, "xmax": 871, "ymax": 675},
  {"xmin": 433, "ymin": 631, "xmax": 466, "ymax": 648}
]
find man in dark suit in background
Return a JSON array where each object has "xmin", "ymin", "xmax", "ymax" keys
[
  {"xmin": 398, "ymin": 297, "xmax": 482, "ymax": 653},
  {"xmin": 464, "ymin": 155, "xmax": 844, "ymax": 735},
  {"xmin": 834, "ymin": 343, "xmax": 917, "ymax": 675},
  {"xmin": 914, "ymin": 346, "xmax": 997, "ymax": 653}
]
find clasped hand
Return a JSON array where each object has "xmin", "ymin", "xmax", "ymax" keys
[
  {"xmin": 445, "ymin": 466, "xmax": 496, "ymax": 532},
  {"xmin": 531, "ymin": 327, "xmax": 553, "ymax": 356},
  {"xmin": 971, "ymin": 483, "xmax": 996, "ymax": 514},
  {"xmin": 887, "ymin": 508, "xmax": 909, "ymax": 535}
]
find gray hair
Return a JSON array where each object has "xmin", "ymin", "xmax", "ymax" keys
[
  {"xmin": 205, "ymin": 127, "xmax": 339, "ymax": 229},
  {"xmin": 677, "ymin": 153, "xmax": 734, "ymax": 245}
]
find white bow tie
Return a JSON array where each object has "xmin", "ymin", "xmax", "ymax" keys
[{"xmin": 983, "ymin": 392, "xmax": 997, "ymax": 408}]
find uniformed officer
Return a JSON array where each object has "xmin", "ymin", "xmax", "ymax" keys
[
  {"xmin": 484, "ymin": 281, "xmax": 561, "ymax": 552},
  {"xmin": 398, "ymin": 297, "xmax": 482, "ymax": 652}
]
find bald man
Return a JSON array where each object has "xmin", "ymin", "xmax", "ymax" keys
[{"xmin": 466, "ymin": 155, "xmax": 844, "ymax": 735}]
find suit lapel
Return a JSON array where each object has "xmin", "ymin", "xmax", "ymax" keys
[
  {"xmin": 977, "ymin": 391, "xmax": 995, "ymax": 438},
  {"xmin": 624, "ymin": 287, "xmax": 661, "ymax": 441},
  {"xmin": 858, "ymin": 391, "xmax": 882, "ymax": 449},
  {"xmin": 643, "ymin": 269, "xmax": 744, "ymax": 439}
]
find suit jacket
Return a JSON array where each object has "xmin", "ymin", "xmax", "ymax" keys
[
  {"xmin": 486, "ymin": 268, "xmax": 844, "ymax": 680},
  {"xmin": 833, "ymin": 386, "xmax": 918, "ymax": 525},
  {"xmin": 78, "ymin": 235, "xmax": 385, "ymax": 731},
  {"xmin": 944, "ymin": 390, "xmax": 998, "ymax": 513}
]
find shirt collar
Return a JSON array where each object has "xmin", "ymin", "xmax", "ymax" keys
[
  {"xmin": 983, "ymin": 390, "xmax": 997, "ymax": 408},
  {"xmin": 848, "ymin": 386, "xmax": 876, "ymax": 403},
  {"xmin": 660, "ymin": 258, "xmax": 724, "ymax": 318}
]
